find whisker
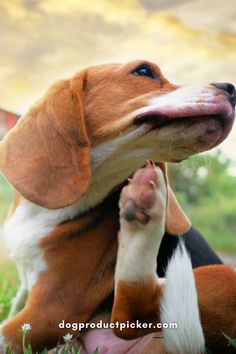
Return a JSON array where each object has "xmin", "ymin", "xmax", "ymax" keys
[{"xmin": 168, "ymin": 138, "xmax": 173, "ymax": 161}]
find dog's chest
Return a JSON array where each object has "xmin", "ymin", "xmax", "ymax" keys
[
  {"xmin": 3, "ymin": 201, "xmax": 71, "ymax": 289},
  {"xmin": 3, "ymin": 196, "xmax": 115, "ymax": 289}
]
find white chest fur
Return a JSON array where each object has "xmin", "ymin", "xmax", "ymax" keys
[{"xmin": 3, "ymin": 202, "xmax": 53, "ymax": 290}]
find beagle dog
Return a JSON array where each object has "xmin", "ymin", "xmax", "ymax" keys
[{"xmin": 0, "ymin": 60, "xmax": 235, "ymax": 353}]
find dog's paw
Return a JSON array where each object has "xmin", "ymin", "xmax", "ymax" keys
[
  {"xmin": 119, "ymin": 161, "xmax": 167, "ymax": 227},
  {"xmin": 116, "ymin": 162, "xmax": 167, "ymax": 283}
]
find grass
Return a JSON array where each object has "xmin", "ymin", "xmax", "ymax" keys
[
  {"xmin": 0, "ymin": 174, "xmax": 12, "ymax": 224},
  {"xmin": 0, "ymin": 262, "xmax": 19, "ymax": 322},
  {"xmin": 5, "ymin": 326, "xmax": 99, "ymax": 353},
  {"xmin": 223, "ymin": 333, "xmax": 236, "ymax": 349}
]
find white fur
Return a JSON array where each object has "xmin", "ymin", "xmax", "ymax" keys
[
  {"xmin": 115, "ymin": 223, "xmax": 164, "ymax": 287},
  {"xmin": 158, "ymin": 277, "xmax": 166, "ymax": 285},
  {"xmin": 4, "ymin": 201, "xmax": 57, "ymax": 290},
  {"xmin": 115, "ymin": 85, "xmax": 232, "ymax": 131},
  {"xmin": 115, "ymin": 166, "xmax": 167, "ymax": 287},
  {"xmin": 160, "ymin": 241, "xmax": 205, "ymax": 354},
  {"xmin": 147, "ymin": 86, "xmax": 232, "ymax": 118},
  {"xmin": 0, "ymin": 330, "xmax": 7, "ymax": 353}
]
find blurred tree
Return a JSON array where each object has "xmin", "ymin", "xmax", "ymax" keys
[
  {"xmin": 168, "ymin": 150, "xmax": 235, "ymax": 204},
  {"xmin": 168, "ymin": 150, "xmax": 236, "ymax": 253}
]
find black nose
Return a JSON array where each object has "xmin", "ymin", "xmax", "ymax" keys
[{"xmin": 212, "ymin": 82, "xmax": 236, "ymax": 107}]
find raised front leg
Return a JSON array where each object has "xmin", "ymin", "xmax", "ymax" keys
[
  {"xmin": 112, "ymin": 162, "xmax": 167, "ymax": 339},
  {"xmin": 111, "ymin": 163, "xmax": 205, "ymax": 354},
  {"xmin": 112, "ymin": 163, "xmax": 225, "ymax": 354}
]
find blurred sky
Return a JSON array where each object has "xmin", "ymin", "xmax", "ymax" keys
[{"xmin": 0, "ymin": 0, "xmax": 236, "ymax": 161}]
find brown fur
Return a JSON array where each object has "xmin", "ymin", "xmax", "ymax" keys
[
  {"xmin": 195, "ymin": 265, "xmax": 236, "ymax": 353},
  {"xmin": 111, "ymin": 263, "xmax": 236, "ymax": 353},
  {"xmin": 112, "ymin": 277, "xmax": 164, "ymax": 339}
]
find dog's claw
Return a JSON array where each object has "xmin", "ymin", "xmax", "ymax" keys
[
  {"xmin": 146, "ymin": 159, "xmax": 153, "ymax": 168},
  {"xmin": 149, "ymin": 181, "xmax": 156, "ymax": 189},
  {"xmin": 146, "ymin": 159, "xmax": 155, "ymax": 168}
]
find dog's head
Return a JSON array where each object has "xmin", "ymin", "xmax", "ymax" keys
[{"xmin": 0, "ymin": 60, "xmax": 235, "ymax": 232}]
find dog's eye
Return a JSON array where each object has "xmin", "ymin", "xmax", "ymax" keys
[{"xmin": 132, "ymin": 64, "xmax": 157, "ymax": 79}]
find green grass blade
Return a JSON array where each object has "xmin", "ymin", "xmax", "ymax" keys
[
  {"xmin": 222, "ymin": 332, "xmax": 236, "ymax": 348},
  {"xmin": 6, "ymin": 347, "xmax": 13, "ymax": 354},
  {"xmin": 72, "ymin": 344, "xmax": 82, "ymax": 354}
]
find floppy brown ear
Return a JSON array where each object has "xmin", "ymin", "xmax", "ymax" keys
[
  {"xmin": 158, "ymin": 163, "xmax": 191, "ymax": 235},
  {"xmin": 0, "ymin": 72, "xmax": 91, "ymax": 209}
]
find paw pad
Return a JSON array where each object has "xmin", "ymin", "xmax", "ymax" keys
[{"xmin": 121, "ymin": 160, "xmax": 162, "ymax": 225}]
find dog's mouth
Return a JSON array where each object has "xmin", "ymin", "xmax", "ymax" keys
[
  {"xmin": 134, "ymin": 112, "xmax": 225, "ymax": 129},
  {"xmin": 133, "ymin": 105, "xmax": 235, "ymax": 151}
]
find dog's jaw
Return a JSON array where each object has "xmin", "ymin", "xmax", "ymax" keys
[{"xmin": 132, "ymin": 85, "xmax": 235, "ymax": 159}]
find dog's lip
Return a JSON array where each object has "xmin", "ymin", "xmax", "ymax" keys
[
  {"xmin": 133, "ymin": 98, "xmax": 235, "ymax": 127},
  {"xmin": 133, "ymin": 106, "xmax": 235, "ymax": 147},
  {"xmin": 134, "ymin": 112, "xmax": 225, "ymax": 129}
]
